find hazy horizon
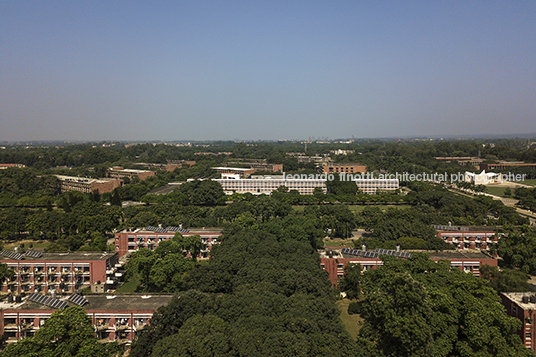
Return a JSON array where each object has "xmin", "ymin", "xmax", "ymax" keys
[{"xmin": 2, "ymin": 1, "xmax": 535, "ymax": 142}]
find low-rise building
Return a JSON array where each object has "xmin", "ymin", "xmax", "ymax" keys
[
  {"xmin": 215, "ymin": 174, "xmax": 327, "ymax": 195},
  {"xmin": 320, "ymin": 247, "xmax": 497, "ymax": 284},
  {"xmin": 106, "ymin": 167, "xmax": 156, "ymax": 181},
  {"xmin": 501, "ymin": 292, "xmax": 536, "ymax": 352},
  {"xmin": 222, "ymin": 160, "xmax": 283, "ymax": 173},
  {"xmin": 1, "ymin": 251, "xmax": 121, "ymax": 294},
  {"xmin": 0, "ymin": 293, "xmax": 173, "ymax": 344},
  {"xmin": 131, "ymin": 161, "xmax": 196, "ymax": 172},
  {"xmin": 0, "ymin": 164, "xmax": 26, "ymax": 169},
  {"xmin": 435, "ymin": 157, "xmax": 483, "ymax": 167},
  {"xmin": 437, "ymin": 230, "xmax": 500, "ymax": 251},
  {"xmin": 114, "ymin": 226, "xmax": 222, "ymax": 258},
  {"xmin": 480, "ymin": 162, "xmax": 536, "ymax": 171},
  {"xmin": 323, "ymin": 163, "xmax": 367, "ymax": 174},
  {"xmin": 55, "ymin": 175, "xmax": 123, "ymax": 194},
  {"xmin": 214, "ymin": 174, "xmax": 399, "ymax": 195},
  {"xmin": 354, "ymin": 178, "xmax": 399, "ymax": 194},
  {"xmin": 212, "ymin": 167, "xmax": 256, "ymax": 178}
]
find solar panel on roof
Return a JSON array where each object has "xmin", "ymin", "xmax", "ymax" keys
[
  {"xmin": 68, "ymin": 293, "xmax": 88, "ymax": 306},
  {"xmin": 28, "ymin": 293, "xmax": 68, "ymax": 309}
]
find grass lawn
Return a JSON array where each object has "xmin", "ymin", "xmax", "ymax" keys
[
  {"xmin": 522, "ymin": 179, "xmax": 536, "ymax": 186},
  {"xmin": 323, "ymin": 239, "xmax": 354, "ymax": 247},
  {"xmin": 485, "ymin": 186, "xmax": 508, "ymax": 197},
  {"xmin": 3, "ymin": 239, "xmax": 51, "ymax": 250},
  {"xmin": 116, "ymin": 274, "xmax": 141, "ymax": 293},
  {"xmin": 336, "ymin": 299, "xmax": 363, "ymax": 339}
]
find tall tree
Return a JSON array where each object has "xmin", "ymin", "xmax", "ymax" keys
[{"xmin": 2, "ymin": 306, "xmax": 121, "ymax": 357}]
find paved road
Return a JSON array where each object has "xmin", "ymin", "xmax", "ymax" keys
[{"xmin": 449, "ymin": 187, "xmax": 536, "ymax": 224}]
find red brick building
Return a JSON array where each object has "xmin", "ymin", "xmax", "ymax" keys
[
  {"xmin": 1, "ymin": 252, "xmax": 120, "ymax": 294},
  {"xmin": 55, "ymin": 175, "xmax": 123, "ymax": 194},
  {"xmin": 320, "ymin": 247, "xmax": 497, "ymax": 285},
  {"xmin": 501, "ymin": 292, "xmax": 536, "ymax": 352},
  {"xmin": 323, "ymin": 163, "xmax": 367, "ymax": 174},
  {"xmin": 114, "ymin": 227, "xmax": 222, "ymax": 258},
  {"xmin": 0, "ymin": 293, "xmax": 173, "ymax": 344}
]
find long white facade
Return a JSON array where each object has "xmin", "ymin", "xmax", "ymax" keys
[
  {"xmin": 353, "ymin": 179, "xmax": 399, "ymax": 194},
  {"xmin": 215, "ymin": 175, "xmax": 327, "ymax": 195},
  {"xmin": 214, "ymin": 174, "xmax": 399, "ymax": 195}
]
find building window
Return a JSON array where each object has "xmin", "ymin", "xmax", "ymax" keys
[{"xmin": 526, "ymin": 332, "xmax": 531, "ymax": 340}]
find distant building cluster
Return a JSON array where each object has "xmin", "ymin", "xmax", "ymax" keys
[
  {"xmin": 435, "ymin": 157, "xmax": 536, "ymax": 171},
  {"xmin": 0, "ymin": 164, "xmax": 26, "ymax": 169},
  {"xmin": 194, "ymin": 151, "xmax": 232, "ymax": 156},
  {"xmin": 329, "ymin": 149, "xmax": 355, "ymax": 156}
]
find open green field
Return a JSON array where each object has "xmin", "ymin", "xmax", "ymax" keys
[
  {"xmin": 485, "ymin": 186, "xmax": 508, "ymax": 197},
  {"xmin": 115, "ymin": 274, "xmax": 141, "ymax": 293},
  {"xmin": 522, "ymin": 179, "xmax": 536, "ymax": 186},
  {"xmin": 336, "ymin": 299, "xmax": 363, "ymax": 339},
  {"xmin": 3, "ymin": 239, "xmax": 51, "ymax": 251}
]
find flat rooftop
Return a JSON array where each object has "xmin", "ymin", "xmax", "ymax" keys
[
  {"xmin": 118, "ymin": 227, "xmax": 222, "ymax": 234},
  {"xmin": 425, "ymin": 251, "xmax": 494, "ymax": 260},
  {"xmin": 0, "ymin": 293, "xmax": 174, "ymax": 311},
  {"xmin": 320, "ymin": 248, "xmax": 494, "ymax": 261},
  {"xmin": 503, "ymin": 292, "xmax": 536, "ymax": 310},
  {"xmin": 212, "ymin": 167, "xmax": 254, "ymax": 171},
  {"xmin": 0, "ymin": 251, "xmax": 116, "ymax": 262},
  {"xmin": 109, "ymin": 168, "xmax": 153, "ymax": 173}
]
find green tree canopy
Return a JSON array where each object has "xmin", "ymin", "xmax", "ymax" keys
[
  {"xmin": 2, "ymin": 306, "xmax": 121, "ymax": 357},
  {"xmin": 359, "ymin": 253, "xmax": 535, "ymax": 357}
]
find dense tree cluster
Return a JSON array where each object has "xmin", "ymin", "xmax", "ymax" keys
[
  {"xmin": 494, "ymin": 227, "xmax": 536, "ymax": 274},
  {"xmin": 124, "ymin": 233, "xmax": 202, "ymax": 292},
  {"xmin": 479, "ymin": 264, "xmax": 530, "ymax": 293},
  {"xmin": 515, "ymin": 187, "xmax": 536, "ymax": 211},
  {"xmin": 343, "ymin": 253, "xmax": 535, "ymax": 357},
  {"xmin": 130, "ymin": 230, "xmax": 359, "ymax": 357},
  {"xmin": 0, "ymin": 191, "xmax": 120, "ymax": 250}
]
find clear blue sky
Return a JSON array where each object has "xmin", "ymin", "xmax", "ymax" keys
[{"xmin": 1, "ymin": 1, "xmax": 535, "ymax": 141}]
